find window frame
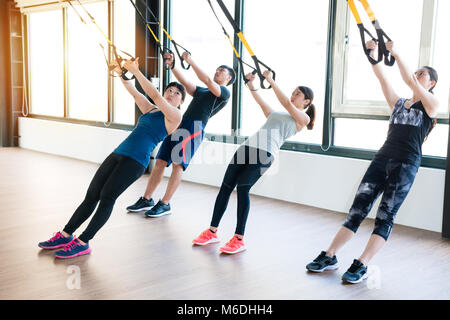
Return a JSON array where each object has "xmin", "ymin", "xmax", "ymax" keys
[{"xmin": 23, "ymin": 0, "xmax": 448, "ymax": 169}]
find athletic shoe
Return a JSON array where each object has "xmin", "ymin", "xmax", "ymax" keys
[
  {"xmin": 192, "ymin": 229, "xmax": 220, "ymax": 246},
  {"xmin": 54, "ymin": 238, "xmax": 91, "ymax": 259},
  {"xmin": 144, "ymin": 200, "xmax": 171, "ymax": 218},
  {"xmin": 306, "ymin": 251, "xmax": 339, "ymax": 272},
  {"xmin": 342, "ymin": 259, "xmax": 368, "ymax": 284},
  {"xmin": 38, "ymin": 232, "xmax": 74, "ymax": 250},
  {"xmin": 127, "ymin": 196, "xmax": 155, "ymax": 212},
  {"xmin": 220, "ymin": 236, "xmax": 246, "ymax": 254}
]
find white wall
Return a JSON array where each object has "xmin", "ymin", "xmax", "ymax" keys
[{"xmin": 19, "ymin": 117, "xmax": 446, "ymax": 232}]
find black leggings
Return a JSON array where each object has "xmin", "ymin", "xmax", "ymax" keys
[
  {"xmin": 210, "ymin": 145, "xmax": 274, "ymax": 235},
  {"xmin": 63, "ymin": 153, "xmax": 145, "ymax": 243}
]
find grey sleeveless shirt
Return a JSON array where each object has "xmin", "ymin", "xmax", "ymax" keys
[{"xmin": 244, "ymin": 111, "xmax": 298, "ymax": 156}]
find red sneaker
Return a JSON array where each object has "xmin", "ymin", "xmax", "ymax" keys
[
  {"xmin": 192, "ymin": 229, "xmax": 220, "ymax": 246},
  {"xmin": 220, "ymin": 236, "xmax": 246, "ymax": 254}
]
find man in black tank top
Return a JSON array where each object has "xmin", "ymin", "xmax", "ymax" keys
[
  {"xmin": 126, "ymin": 52, "xmax": 235, "ymax": 218},
  {"xmin": 306, "ymin": 40, "xmax": 440, "ymax": 284}
]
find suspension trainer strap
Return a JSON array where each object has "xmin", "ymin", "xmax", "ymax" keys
[
  {"xmin": 130, "ymin": 0, "xmax": 191, "ymax": 70},
  {"xmin": 66, "ymin": 0, "xmax": 135, "ymax": 80},
  {"xmin": 207, "ymin": 0, "xmax": 275, "ymax": 89},
  {"xmin": 347, "ymin": 0, "xmax": 395, "ymax": 66}
]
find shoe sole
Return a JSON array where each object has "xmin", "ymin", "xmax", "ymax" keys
[
  {"xmin": 342, "ymin": 272, "xmax": 369, "ymax": 284},
  {"xmin": 127, "ymin": 206, "xmax": 154, "ymax": 212},
  {"xmin": 38, "ymin": 243, "xmax": 71, "ymax": 250},
  {"xmin": 307, "ymin": 264, "xmax": 339, "ymax": 273},
  {"xmin": 220, "ymin": 247, "xmax": 246, "ymax": 254},
  {"xmin": 145, "ymin": 210, "xmax": 172, "ymax": 218},
  {"xmin": 192, "ymin": 238, "xmax": 220, "ymax": 246},
  {"xmin": 54, "ymin": 248, "xmax": 92, "ymax": 259}
]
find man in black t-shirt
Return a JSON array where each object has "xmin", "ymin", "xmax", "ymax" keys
[{"xmin": 126, "ymin": 51, "xmax": 235, "ymax": 217}]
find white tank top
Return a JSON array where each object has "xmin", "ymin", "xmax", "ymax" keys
[{"xmin": 244, "ymin": 111, "xmax": 298, "ymax": 156}]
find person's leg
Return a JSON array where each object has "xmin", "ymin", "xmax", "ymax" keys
[
  {"xmin": 192, "ymin": 147, "xmax": 245, "ymax": 246},
  {"xmin": 358, "ymin": 160, "xmax": 418, "ymax": 265},
  {"xmin": 234, "ymin": 148, "xmax": 274, "ymax": 237},
  {"xmin": 210, "ymin": 146, "xmax": 247, "ymax": 230},
  {"xmin": 306, "ymin": 157, "xmax": 387, "ymax": 272},
  {"xmin": 77, "ymin": 156, "xmax": 145, "ymax": 243},
  {"xmin": 327, "ymin": 157, "xmax": 388, "ymax": 257},
  {"xmin": 143, "ymin": 159, "xmax": 168, "ymax": 200},
  {"xmin": 63, "ymin": 153, "xmax": 119, "ymax": 236},
  {"xmin": 161, "ymin": 163, "xmax": 184, "ymax": 205}
]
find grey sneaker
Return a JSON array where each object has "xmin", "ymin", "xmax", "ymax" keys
[
  {"xmin": 144, "ymin": 200, "xmax": 171, "ymax": 218},
  {"xmin": 342, "ymin": 259, "xmax": 368, "ymax": 284},
  {"xmin": 127, "ymin": 197, "xmax": 155, "ymax": 212},
  {"xmin": 306, "ymin": 251, "xmax": 339, "ymax": 272}
]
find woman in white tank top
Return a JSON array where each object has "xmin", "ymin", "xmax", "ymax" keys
[{"xmin": 192, "ymin": 71, "xmax": 317, "ymax": 254}]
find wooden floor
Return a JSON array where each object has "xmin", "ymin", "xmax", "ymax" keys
[{"xmin": 1, "ymin": 147, "xmax": 449, "ymax": 300}]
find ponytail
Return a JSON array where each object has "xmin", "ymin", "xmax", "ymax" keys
[
  {"xmin": 297, "ymin": 86, "xmax": 315, "ymax": 130},
  {"xmin": 305, "ymin": 104, "xmax": 316, "ymax": 130},
  {"xmin": 423, "ymin": 66, "xmax": 438, "ymax": 94}
]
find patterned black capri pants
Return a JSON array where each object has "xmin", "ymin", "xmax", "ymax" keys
[{"xmin": 343, "ymin": 155, "xmax": 419, "ymax": 241}]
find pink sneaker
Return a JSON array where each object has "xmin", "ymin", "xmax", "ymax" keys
[
  {"xmin": 192, "ymin": 229, "xmax": 220, "ymax": 246},
  {"xmin": 220, "ymin": 236, "xmax": 246, "ymax": 254}
]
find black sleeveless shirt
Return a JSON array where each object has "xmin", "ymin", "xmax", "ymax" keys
[{"xmin": 376, "ymin": 98, "xmax": 434, "ymax": 167}]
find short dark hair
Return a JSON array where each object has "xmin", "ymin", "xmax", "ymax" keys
[
  {"xmin": 164, "ymin": 81, "xmax": 186, "ymax": 102},
  {"xmin": 218, "ymin": 65, "xmax": 236, "ymax": 86}
]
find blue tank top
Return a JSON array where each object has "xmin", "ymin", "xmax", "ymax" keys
[{"xmin": 114, "ymin": 110, "xmax": 168, "ymax": 168}]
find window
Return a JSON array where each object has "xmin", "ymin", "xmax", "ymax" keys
[
  {"xmin": 432, "ymin": 0, "xmax": 450, "ymax": 119},
  {"xmin": 171, "ymin": 0, "xmax": 234, "ymax": 135},
  {"xmin": 28, "ymin": 10, "xmax": 64, "ymax": 117},
  {"xmin": 240, "ymin": 0, "xmax": 329, "ymax": 146},
  {"xmin": 113, "ymin": 0, "xmax": 136, "ymax": 125},
  {"xmin": 334, "ymin": 0, "xmax": 423, "ymax": 115},
  {"xmin": 67, "ymin": 1, "xmax": 108, "ymax": 122},
  {"xmin": 332, "ymin": 0, "xmax": 448, "ymax": 159}
]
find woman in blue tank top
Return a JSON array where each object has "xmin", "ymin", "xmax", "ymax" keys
[
  {"xmin": 306, "ymin": 40, "xmax": 440, "ymax": 284},
  {"xmin": 192, "ymin": 71, "xmax": 316, "ymax": 254},
  {"xmin": 38, "ymin": 58, "xmax": 185, "ymax": 259}
]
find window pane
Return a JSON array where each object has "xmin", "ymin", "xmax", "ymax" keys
[
  {"xmin": 334, "ymin": 118, "xmax": 388, "ymax": 150},
  {"xmin": 67, "ymin": 1, "xmax": 108, "ymax": 122},
  {"xmin": 422, "ymin": 124, "xmax": 448, "ymax": 158},
  {"xmin": 171, "ymin": 0, "xmax": 234, "ymax": 135},
  {"xmin": 335, "ymin": 118, "xmax": 448, "ymax": 158},
  {"xmin": 113, "ymin": 0, "xmax": 136, "ymax": 125},
  {"xmin": 432, "ymin": 0, "xmax": 450, "ymax": 118},
  {"xmin": 343, "ymin": 0, "xmax": 422, "ymax": 105},
  {"xmin": 29, "ymin": 10, "xmax": 64, "ymax": 117},
  {"xmin": 240, "ymin": 0, "xmax": 328, "ymax": 145}
]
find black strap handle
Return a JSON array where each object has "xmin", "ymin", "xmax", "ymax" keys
[
  {"xmin": 251, "ymin": 56, "xmax": 275, "ymax": 89},
  {"xmin": 170, "ymin": 40, "xmax": 191, "ymax": 70},
  {"xmin": 376, "ymin": 28, "xmax": 395, "ymax": 66},
  {"xmin": 357, "ymin": 24, "xmax": 383, "ymax": 65}
]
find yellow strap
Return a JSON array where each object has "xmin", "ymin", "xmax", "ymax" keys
[
  {"xmin": 237, "ymin": 32, "xmax": 254, "ymax": 57},
  {"xmin": 347, "ymin": 0, "xmax": 362, "ymax": 24},
  {"xmin": 226, "ymin": 34, "xmax": 240, "ymax": 59},
  {"xmin": 146, "ymin": 24, "xmax": 160, "ymax": 43},
  {"xmin": 157, "ymin": 22, "xmax": 174, "ymax": 42},
  {"xmin": 359, "ymin": 0, "xmax": 376, "ymax": 22}
]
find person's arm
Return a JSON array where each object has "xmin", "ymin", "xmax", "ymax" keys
[
  {"xmin": 111, "ymin": 60, "xmax": 155, "ymax": 114},
  {"xmin": 264, "ymin": 71, "xmax": 310, "ymax": 131},
  {"xmin": 164, "ymin": 52, "xmax": 197, "ymax": 96},
  {"xmin": 181, "ymin": 52, "xmax": 222, "ymax": 98},
  {"xmin": 366, "ymin": 40, "xmax": 399, "ymax": 111},
  {"xmin": 123, "ymin": 58, "xmax": 181, "ymax": 125},
  {"xmin": 386, "ymin": 41, "xmax": 439, "ymax": 117},
  {"xmin": 245, "ymin": 72, "xmax": 273, "ymax": 118}
]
